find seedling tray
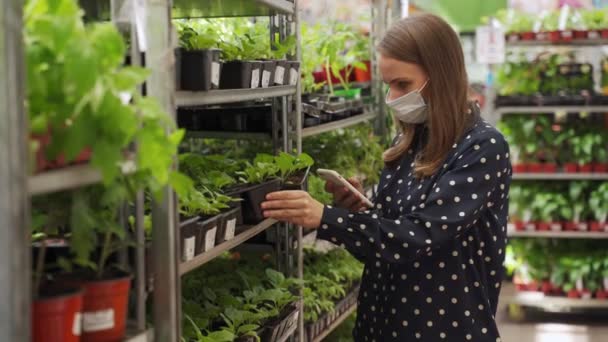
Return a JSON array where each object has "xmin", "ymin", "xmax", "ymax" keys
[
  {"xmin": 195, "ymin": 215, "xmax": 220, "ymax": 254},
  {"xmin": 304, "ymin": 284, "xmax": 360, "ymax": 341},
  {"xmin": 242, "ymin": 178, "xmax": 281, "ymax": 224},
  {"xmin": 220, "ymin": 61, "xmax": 262, "ymax": 89},
  {"xmin": 259, "ymin": 60, "xmax": 278, "ymax": 88},
  {"xmin": 176, "ymin": 48, "xmax": 221, "ymax": 91},
  {"xmin": 261, "ymin": 301, "xmax": 301, "ymax": 342},
  {"xmin": 179, "ymin": 216, "xmax": 200, "ymax": 262},
  {"xmin": 216, "ymin": 207, "xmax": 241, "ymax": 244}
]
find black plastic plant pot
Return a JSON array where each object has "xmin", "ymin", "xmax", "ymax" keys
[
  {"xmin": 177, "ymin": 107, "xmax": 213, "ymax": 130},
  {"xmin": 242, "ymin": 178, "xmax": 281, "ymax": 224},
  {"xmin": 220, "ymin": 61, "xmax": 254, "ymax": 89},
  {"xmin": 243, "ymin": 104, "xmax": 273, "ymax": 132},
  {"xmin": 261, "ymin": 301, "xmax": 301, "ymax": 342},
  {"xmin": 304, "ymin": 116, "xmax": 321, "ymax": 128},
  {"xmin": 286, "ymin": 61, "xmax": 301, "ymax": 86},
  {"xmin": 195, "ymin": 215, "xmax": 220, "ymax": 254},
  {"xmin": 179, "ymin": 216, "xmax": 200, "ymax": 262},
  {"xmin": 282, "ymin": 166, "xmax": 311, "ymax": 190},
  {"xmin": 215, "ymin": 207, "xmax": 241, "ymax": 244},
  {"xmin": 258, "ymin": 60, "xmax": 277, "ymax": 88},
  {"xmin": 273, "ymin": 60, "xmax": 289, "ymax": 86},
  {"xmin": 177, "ymin": 48, "xmax": 221, "ymax": 91},
  {"xmin": 319, "ymin": 112, "xmax": 333, "ymax": 123}
]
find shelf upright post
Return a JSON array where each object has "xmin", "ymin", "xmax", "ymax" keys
[
  {"xmin": 146, "ymin": 0, "xmax": 180, "ymax": 340},
  {"xmin": 0, "ymin": 1, "xmax": 30, "ymax": 341},
  {"xmin": 372, "ymin": 0, "xmax": 389, "ymax": 141}
]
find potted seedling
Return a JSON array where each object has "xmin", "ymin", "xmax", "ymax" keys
[
  {"xmin": 589, "ymin": 183, "xmax": 608, "ymax": 232},
  {"xmin": 571, "ymin": 132, "xmax": 595, "ymax": 172},
  {"xmin": 540, "ymin": 12, "xmax": 560, "ymax": 42},
  {"xmin": 591, "ymin": 130, "xmax": 608, "ymax": 172},
  {"xmin": 599, "ymin": 256, "xmax": 608, "ymax": 299},
  {"xmin": 176, "ymin": 24, "xmax": 222, "ymax": 91},
  {"xmin": 275, "ymin": 152, "xmax": 314, "ymax": 190},
  {"xmin": 580, "ymin": 8, "xmax": 607, "ymax": 39},
  {"xmin": 237, "ymin": 154, "xmax": 281, "ymax": 224},
  {"xmin": 218, "ymin": 37, "xmax": 262, "ymax": 89},
  {"xmin": 566, "ymin": 181, "xmax": 591, "ymax": 231},
  {"xmin": 534, "ymin": 191, "xmax": 564, "ymax": 231},
  {"xmin": 557, "ymin": 127, "xmax": 579, "ymax": 173}
]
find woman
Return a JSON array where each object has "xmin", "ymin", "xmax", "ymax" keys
[{"xmin": 262, "ymin": 14, "xmax": 510, "ymax": 341}]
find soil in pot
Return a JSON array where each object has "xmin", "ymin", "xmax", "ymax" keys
[
  {"xmin": 33, "ymin": 286, "xmax": 83, "ymax": 342},
  {"xmin": 242, "ymin": 179, "xmax": 281, "ymax": 224},
  {"xmin": 220, "ymin": 61, "xmax": 255, "ymax": 89},
  {"xmin": 281, "ymin": 167, "xmax": 311, "ymax": 191},
  {"xmin": 177, "ymin": 48, "xmax": 221, "ymax": 91},
  {"xmin": 195, "ymin": 215, "xmax": 219, "ymax": 254},
  {"xmin": 78, "ymin": 271, "xmax": 132, "ymax": 342},
  {"xmin": 261, "ymin": 301, "xmax": 300, "ymax": 342},
  {"xmin": 258, "ymin": 60, "xmax": 277, "ymax": 88},
  {"xmin": 216, "ymin": 207, "xmax": 241, "ymax": 244},
  {"xmin": 179, "ymin": 216, "xmax": 200, "ymax": 262}
]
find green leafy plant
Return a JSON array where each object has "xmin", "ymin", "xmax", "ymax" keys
[
  {"xmin": 180, "ymin": 187, "xmax": 234, "ymax": 218},
  {"xmin": 237, "ymin": 154, "xmax": 280, "ymax": 185},
  {"xmin": 275, "ymin": 152, "xmax": 314, "ymax": 184},
  {"xmin": 590, "ymin": 183, "xmax": 608, "ymax": 223}
]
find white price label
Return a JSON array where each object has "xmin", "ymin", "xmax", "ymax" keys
[
  {"xmin": 525, "ymin": 223, "xmax": 535, "ymax": 232},
  {"xmin": 261, "ymin": 70, "xmax": 271, "ymax": 88},
  {"xmin": 578, "ymin": 222, "xmax": 589, "ymax": 231},
  {"xmin": 225, "ymin": 219, "xmax": 236, "ymax": 241},
  {"xmin": 475, "ymin": 25, "xmax": 505, "ymax": 64},
  {"xmin": 182, "ymin": 236, "xmax": 195, "ymax": 261},
  {"xmin": 73, "ymin": 312, "xmax": 82, "ymax": 336},
  {"xmin": 558, "ymin": 5, "xmax": 570, "ymax": 31},
  {"xmin": 251, "ymin": 69, "xmax": 260, "ymax": 89},
  {"xmin": 550, "ymin": 223, "xmax": 562, "ymax": 232},
  {"xmin": 274, "ymin": 66, "xmax": 285, "ymax": 85},
  {"xmin": 83, "ymin": 309, "xmax": 115, "ymax": 332},
  {"xmin": 205, "ymin": 227, "xmax": 217, "ymax": 252},
  {"xmin": 211, "ymin": 62, "xmax": 220, "ymax": 87},
  {"xmin": 603, "ymin": 277, "xmax": 608, "ymax": 290},
  {"xmin": 289, "ymin": 68, "xmax": 299, "ymax": 86},
  {"xmin": 589, "ymin": 31, "xmax": 600, "ymax": 39},
  {"xmin": 506, "ymin": 223, "xmax": 516, "ymax": 233}
]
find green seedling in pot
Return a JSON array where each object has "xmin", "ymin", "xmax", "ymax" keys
[
  {"xmin": 589, "ymin": 183, "xmax": 608, "ymax": 225},
  {"xmin": 275, "ymin": 152, "xmax": 314, "ymax": 185},
  {"xmin": 237, "ymin": 154, "xmax": 280, "ymax": 185}
]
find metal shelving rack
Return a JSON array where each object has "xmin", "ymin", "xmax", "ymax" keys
[{"xmin": 494, "ymin": 38, "xmax": 608, "ymax": 317}]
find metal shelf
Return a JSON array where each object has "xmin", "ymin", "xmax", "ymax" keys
[
  {"xmin": 179, "ymin": 218, "xmax": 278, "ymax": 275},
  {"xmin": 176, "ymin": 86, "xmax": 296, "ymax": 107},
  {"xmin": 301, "ymin": 112, "xmax": 377, "ymax": 138},
  {"xmin": 512, "ymin": 173, "xmax": 608, "ymax": 180},
  {"xmin": 185, "ymin": 131, "xmax": 271, "ymax": 140},
  {"xmin": 508, "ymin": 291, "xmax": 608, "ymax": 312},
  {"xmin": 496, "ymin": 105, "xmax": 608, "ymax": 114},
  {"xmin": 312, "ymin": 303, "xmax": 358, "ymax": 342},
  {"xmin": 507, "ymin": 38, "xmax": 608, "ymax": 48},
  {"xmin": 509, "ymin": 231, "xmax": 608, "ymax": 239},
  {"xmin": 124, "ymin": 328, "xmax": 154, "ymax": 342},
  {"xmin": 172, "ymin": 0, "xmax": 295, "ymax": 18}
]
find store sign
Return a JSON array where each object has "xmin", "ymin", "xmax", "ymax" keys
[{"xmin": 475, "ymin": 25, "xmax": 505, "ymax": 64}]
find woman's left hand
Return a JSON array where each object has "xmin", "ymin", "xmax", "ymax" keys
[{"xmin": 262, "ymin": 191, "xmax": 325, "ymax": 229}]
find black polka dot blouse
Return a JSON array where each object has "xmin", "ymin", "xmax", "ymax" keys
[{"xmin": 317, "ymin": 117, "xmax": 511, "ymax": 342}]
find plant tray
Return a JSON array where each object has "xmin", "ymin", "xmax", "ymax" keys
[
  {"xmin": 216, "ymin": 207, "xmax": 241, "ymax": 244},
  {"xmin": 179, "ymin": 216, "xmax": 200, "ymax": 262},
  {"xmin": 304, "ymin": 283, "xmax": 360, "ymax": 341},
  {"xmin": 261, "ymin": 301, "xmax": 301, "ymax": 342},
  {"xmin": 195, "ymin": 215, "xmax": 220, "ymax": 254},
  {"xmin": 242, "ymin": 179, "xmax": 281, "ymax": 224},
  {"xmin": 176, "ymin": 48, "xmax": 221, "ymax": 91}
]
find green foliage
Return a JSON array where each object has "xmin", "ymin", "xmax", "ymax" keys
[
  {"xmin": 589, "ymin": 183, "xmax": 608, "ymax": 222},
  {"xmin": 483, "ymin": 9, "xmax": 534, "ymax": 33},
  {"xmin": 308, "ymin": 175, "xmax": 333, "ymax": 205},
  {"xmin": 275, "ymin": 152, "xmax": 314, "ymax": 184},
  {"xmin": 180, "ymin": 187, "xmax": 234, "ymax": 218}
]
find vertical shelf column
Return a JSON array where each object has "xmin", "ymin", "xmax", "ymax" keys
[
  {"xmin": 0, "ymin": 1, "xmax": 30, "ymax": 341},
  {"xmin": 146, "ymin": 0, "xmax": 180, "ymax": 341}
]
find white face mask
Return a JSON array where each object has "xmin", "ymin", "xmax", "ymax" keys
[{"xmin": 385, "ymin": 80, "xmax": 429, "ymax": 124}]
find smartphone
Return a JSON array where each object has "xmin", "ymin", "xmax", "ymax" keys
[{"xmin": 316, "ymin": 169, "xmax": 374, "ymax": 208}]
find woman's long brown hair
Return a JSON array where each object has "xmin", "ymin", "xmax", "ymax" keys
[{"xmin": 379, "ymin": 14, "xmax": 471, "ymax": 178}]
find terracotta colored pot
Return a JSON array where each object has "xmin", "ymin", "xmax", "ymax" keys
[
  {"xmin": 549, "ymin": 31, "xmax": 561, "ymax": 42},
  {"xmin": 521, "ymin": 32, "xmax": 536, "ymax": 40},
  {"xmin": 579, "ymin": 163, "xmax": 593, "ymax": 173},
  {"xmin": 574, "ymin": 30, "xmax": 588, "ymax": 40},
  {"xmin": 32, "ymin": 132, "xmax": 92, "ymax": 173},
  {"xmin": 564, "ymin": 221, "xmax": 578, "ymax": 231},
  {"xmin": 528, "ymin": 163, "xmax": 544, "ymax": 173},
  {"xmin": 79, "ymin": 274, "xmax": 131, "ymax": 341},
  {"xmin": 33, "ymin": 287, "xmax": 83, "ymax": 342},
  {"xmin": 560, "ymin": 30, "xmax": 574, "ymax": 42},
  {"xmin": 601, "ymin": 29, "xmax": 608, "ymax": 39},
  {"xmin": 596, "ymin": 290, "xmax": 608, "ymax": 300},
  {"xmin": 513, "ymin": 164, "xmax": 528, "ymax": 173},
  {"xmin": 567, "ymin": 289, "xmax": 581, "ymax": 298},
  {"xmin": 590, "ymin": 221, "xmax": 606, "ymax": 232},
  {"xmin": 592, "ymin": 163, "xmax": 608, "ymax": 173},
  {"xmin": 536, "ymin": 222, "xmax": 551, "ymax": 231},
  {"xmin": 354, "ymin": 61, "xmax": 371, "ymax": 82},
  {"xmin": 541, "ymin": 163, "xmax": 557, "ymax": 173},
  {"xmin": 507, "ymin": 33, "xmax": 520, "ymax": 42},
  {"xmin": 541, "ymin": 281, "xmax": 553, "ymax": 294},
  {"xmin": 514, "ymin": 221, "xmax": 526, "ymax": 231},
  {"xmin": 564, "ymin": 163, "xmax": 578, "ymax": 173}
]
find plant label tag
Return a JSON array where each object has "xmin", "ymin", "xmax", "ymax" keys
[
  {"xmin": 525, "ymin": 223, "xmax": 536, "ymax": 231},
  {"xmin": 577, "ymin": 222, "xmax": 589, "ymax": 231},
  {"xmin": 558, "ymin": 5, "xmax": 570, "ymax": 31},
  {"xmin": 183, "ymin": 236, "xmax": 195, "ymax": 261},
  {"xmin": 534, "ymin": 11, "xmax": 548, "ymax": 33},
  {"xmin": 211, "ymin": 62, "xmax": 220, "ymax": 87},
  {"xmin": 550, "ymin": 223, "xmax": 562, "ymax": 231},
  {"xmin": 275, "ymin": 66, "xmax": 285, "ymax": 85},
  {"xmin": 225, "ymin": 219, "xmax": 236, "ymax": 240},
  {"xmin": 83, "ymin": 309, "xmax": 115, "ymax": 332},
  {"xmin": 576, "ymin": 278, "xmax": 584, "ymax": 291},
  {"xmin": 507, "ymin": 223, "xmax": 516, "ymax": 233},
  {"xmin": 251, "ymin": 69, "xmax": 260, "ymax": 89},
  {"xmin": 289, "ymin": 68, "xmax": 299, "ymax": 86},
  {"xmin": 205, "ymin": 227, "xmax": 217, "ymax": 252},
  {"xmin": 72, "ymin": 312, "xmax": 82, "ymax": 336},
  {"xmin": 589, "ymin": 31, "xmax": 600, "ymax": 39},
  {"xmin": 603, "ymin": 277, "xmax": 608, "ymax": 290},
  {"xmin": 262, "ymin": 70, "xmax": 271, "ymax": 88}
]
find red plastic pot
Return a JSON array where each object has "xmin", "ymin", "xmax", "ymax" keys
[
  {"xmin": 32, "ymin": 133, "xmax": 92, "ymax": 173},
  {"xmin": 528, "ymin": 163, "xmax": 544, "ymax": 173},
  {"xmin": 564, "ymin": 163, "xmax": 578, "ymax": 173},
  {"xmin": 564, "ymin": 221, "xmax": 578, "ymax": 231},
  {"xmin": 536, "ymin": 222, "xmax": 551, "ymax": 231},
  {"xmin": 592, "ymin": 163, "xmax": 608, "ymax": 173},
  {"xmin": 602, "ymin": 29, "xmax": 608, "ymax": 39},
  {"xmin": 574, "ymin": 30, "xmax": 588, "ymax": 40},
  {"xmin": 549, "ymin": 31, "xmax": 562, "ymax": 42},
  {"xmin": 513, "ymin": 164, "xmax": 528, "ymax": 173},
  {"xmin": 560, "ymin": 30, "xmax": 574, "ymax": 42},
  {"xmin": 79, "ymin": 274, "xmax": 131, "ymax": 341},
  {"xmin": 521, "ymin": 32, "xmax": 535, "ymax": 40},
  {"xmin": 590, "ymin": 221, "xmax": 607, "ymax": 232},
  {"xmin": 33, "ymin": 287, "xmax": 83, "ymax": 342},
  {"xmin": 579, "ymin": 163, "xmax": 593, "ymax": 173},
  {"xmin": 596, "ymin": 290, "xmax": 608, "ymax": 300},
  {"xmin": 541, "ymin": 281, "xmax": 553, "ymax": 294},
  {"xmin": 354, "ymin": 61, "xmax": 371, "ymax": 82},
  {"xmin": 588, "ymin": 30, "xmax": 601, "ymax": 39},
  {"xmin": 507, "ymin": 33, "xmax": 520, "ymax": 42},
  {"xmin": 567, "ymin": 289, "xmax": 581, "ymax": 298},
  {"xmin": 541, "ymin": 163, "xmax": 557, "ymax": 173},
  {"xmin": 514, "ymin": 221, "xmax": 526, "ymax": 231}
]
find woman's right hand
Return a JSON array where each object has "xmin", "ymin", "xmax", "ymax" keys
[{"xmin": 324, "ymin": 177, "xmax": 368, "ymax": 212}]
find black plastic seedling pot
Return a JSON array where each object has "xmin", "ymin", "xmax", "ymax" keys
[
  {"xmin": 176, "ymin": 48, "xmax": 221, "ymax": 91},
  {"xmin": 179, "ymin": 216, "xmax": 200, "ymax": 262},
  {"xmin": 220, "ymin": 61, "xmax": 262, "ymax": 89},
  {"xmin": 258, "ymin": 60, "xmax": 277, "ymax": 88},
  {"xmin": 273, "ymin": 60, "xmax": 289, "ymax": 85},
  {"xmin": 285, "ymin": 61, "xmax": 301, "ymax": 86},
  {"xmin": 242, "ymin": 178, "xmax": 281, "ymax": 224},
  {"xmin": 261, "ymin": 301, "xmax": 301, "ymax": 342},
  {"xmin": 215, "ymin": 207, "xmax": 241, "ymax": 244},
  {"xmin": 195, "ymin": 215, "xmax": 220, "ymax": 254},
  {"xmin": 282, "ymin": 166, "xmax": 311, "ymax": 190}
]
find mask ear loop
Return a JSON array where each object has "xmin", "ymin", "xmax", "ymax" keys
[{"xmin": 417, "ymin": 79, "xmax": 430, "ymax": 93}]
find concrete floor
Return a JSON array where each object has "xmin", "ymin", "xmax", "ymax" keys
[{"xmin": 497, "ymin": 284, "xmax": 608, "ymax": 342}]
